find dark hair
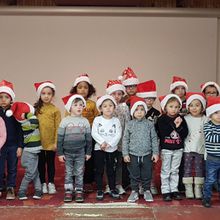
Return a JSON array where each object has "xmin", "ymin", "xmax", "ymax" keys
[
  {"xmin": 164, "ymin": 97, "xmax": 181, "ymax": 112},
  {"xmin": 34, "ymin": 87, "xmax": 55, "ymax": 115},
  {"xmin": 73, "ymin": 98, "xmax": 84, "ymax": 104},
  {"xmin": 204, "ymin": 85, "xmax": 219, "ymax": 96},
  {"xmin": 69, "ymin": 82, "xmax": 96, "ymax": 98}
]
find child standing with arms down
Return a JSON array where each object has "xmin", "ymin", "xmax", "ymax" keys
[
  {"xmin": 202, "ymin": 96, "xmax": 220, "ymax": 208},
  {"xmin": 183, "ymin": 93, "xmax": 207, "ymax": 199},
  {"xmin": 34, "ymin": 81, "xmax": 61, "ymax": 194},
  {"xmin": 123, "ymin": 96, "xmax": 159, "ymax": 203},
  {"xmin": 58, "ymin": 94, "xmax": 92, "ymax": 203},
  {"xmin": 0, "ymin": 80, "xmax": 23, "ymax": 200},
  {"xmin": 156, "ymin": 94, "xmax": 188, "ymax": 201},
  {"xmin": 92, "ymin": 95, "xmax": 122, "ymax": 200}
]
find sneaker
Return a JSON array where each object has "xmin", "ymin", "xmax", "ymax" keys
[
  {"xmin": 42, "ymin": 183, "xmax": 48, "ymax": 194},
  {"xmin": 162, "ymin": 193, "xmax": 172, "ymax": 202},
  {"xmin": 127, "ymin": 190, "xmax": 139, "ymax": 203},
  {"xmin": 75, "ymin": 191, "xmax": 84, "ymax": 203},
  {"xmin": 150, "ymin": 185, "xmax": 158, "ymax": 195},
  {"xmin": 116, "ymin": 185, "xmax": 126, "ymax": 195},
  {"xmin": 18, "ymin": 191, "xmax": 28, "ymax": 200},
  {"xmin": 144, "ymin": 190, "xmax": 154, "ymax": 202},
  {"xmin": 64, "ymin": 190, "xmax": 73, "ymax": 202},
  {"xmin": 172, "ymin": 192, "xmax": 182, "ymax": 200},
  {"xmin": 48, "ymin": 183, "xmax": 56, "ymax": 194},
  {"xmin": 139, "ymin": 185, "xmax": 144, "ymax": 195},
  {"xmin": 104, "ymin": 185, "xmax": 110, "ymax": 194},
  {"xmin": 202, "ymin": 198, "xmax": 211, "ymax": 208},
  {"xmin": 109, "ymin": 189, "xmax": 120, "ymax": 199},
  {"xmin": 96, "ymin": 190, "xmax": 104, "ymax": 201},
  {"xmin": 6, "ymin": 187, "xmax": 15, "ymax": 200},
  {"xmin": 33, "ymin": 191, "xmax": 42, "ymax": 200}
]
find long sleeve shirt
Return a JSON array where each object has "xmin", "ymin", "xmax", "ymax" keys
[
  {"xmin": 0, "ymin": 117, "xmax": 6, "ymax": 149},
  {"xmin": 122, "ymin": 118, "xmax": 159, "ymax": 157},
  {"xmin": 91, "ymin": 116, "xmax": 122, "ymax": 153}
]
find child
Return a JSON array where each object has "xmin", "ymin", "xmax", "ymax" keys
[
  {"xmin": 0, "ymin": 80, "xmax": 23, "ymax": 200},
  {"xmin": 92, "ymin": 95, "xmax": 122, "ymax": 200},
  {"xmin": 122, "ymin": 96, "xmax": 159, "ymax": 203},
  {"xmin": 201, "ymin": 81, "xmax": 220, "ymax": 98},
  {"xmin": 136, "ymin": 80, "xmax": 161, "ymax": 195},
  {"xmin": 57, "ymin": 94, "xmax": 92, "ymax": 203},
  {"xmin": 6, "ymin": 102, "xmax": 42, "ymax": 200},
  {"xmin": 106, "ymin": 80, "xmax": 130, "ymax": 194},
  {"xmin": 68, "ymin": 73, "xmax": 98, "ymax": 188},
  {"xmin": 156, "ymin": 94, "xmax": 188, "ymax": 201},
  {"xmin": 34, "ymin": 81, "xmax": 61, "ymax": 194},
  {"xmin": 202, "ymin": 96, "xmax": 220, "ymax": 208},
  {"xmin": 183, "ymin": 92, "xmax": 207, "ymax": 199}
]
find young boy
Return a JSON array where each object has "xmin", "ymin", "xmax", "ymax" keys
[
  {"xmin": 201, "ymin": 81, "xmax": 220, "ymax": 98},
  {"xmin": 57, "ymin": 94, "xmax": 92, "ymax": 203},
  {"xmin": 122, "ymin": 96, "xmax": 159, "ymax": 203},
  {"xmin": 202, "ymin": 96, "xmax": 220, "ymax": 208}
]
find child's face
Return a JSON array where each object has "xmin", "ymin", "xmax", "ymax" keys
[
  {"xmin": 76, "ymin": 81, "xmax": 89, "ymax": 99},
  {"xmin": 0, "ymin": 93, "xmax": 12, "ymax": 109},
  {"xmin": 210, "ymin": 111, "xmax": 220, "ymax": 125},
  {"xmin": 144, "ymin": 97, "xmax": 156, "ymax": 108},
  {"xmin": 188, "ymin": 99, "xmax": 203, "ymax": 117},
  {"xmin": 100, "ymin": 99, "xmax": 115, "ymax": 118},
  {"xmin": 173, "ymin": 86, "xmax": 186, "ymax": 99},
  {"xmin": 133, "ymin": 105, "xmax": 146, "ymax": 120},
  {"xmin": 40, "ymin": 87, "xmax": 54, "ymax": 104},
  {"xmin": 70, "ymin": 100, "xmax": 84, "ymax": 116},
  {"xmin": 125, "ymin": 85, "xmax": 137, "ymax": 96},
  {"xmin": 111, "ymin": 90, "xmax": 123, "ymax": 104},
  {"xmin": 165, "ymin": 100, "xmax": 180, "ymax": 117},
  {"xmin": 204, "ymin": 86, "xmax": 218, "ymax": 99}
]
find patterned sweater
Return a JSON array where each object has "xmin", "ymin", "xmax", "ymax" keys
[{"xmin": 0, "ymin": 117, "xmax": 6, "ymax": 149}]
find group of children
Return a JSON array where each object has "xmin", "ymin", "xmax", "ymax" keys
[{"xmin": 0, "ymin": 68, "xmax": 220, "ymax": 209}]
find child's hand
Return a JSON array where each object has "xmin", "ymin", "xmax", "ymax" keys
[
  {"xmin": 123, "ymin": 155, "xmax": 130, "ymax": 163},
  {"xmin": 151, "ymin": 154, "xmax": 159, "ymax": 163},
  {"xmin": 17, "ymin": 147, "xmax": 22, "ymax": 157},
  {"xmin": 100, "ymin": 142, "xmax": 107, "ymax": 151},
  {"xmin": 85, "ymin": 155, "xmax": 91, "ymax": 161},
  {"xmin": 58, "ymin": 155, "xmax": 65, "ymax": 162},
  {"xmin": 174, "ymin": 116, "xmax": 182, "ymax": 128}
]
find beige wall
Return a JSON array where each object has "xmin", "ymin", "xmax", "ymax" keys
[{"xmin": 0, "ymin": 9, "xmax": 218, "ymax": 112}]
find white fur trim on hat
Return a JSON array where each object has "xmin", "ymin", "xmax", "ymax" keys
[
  {"xmin": 65, "ymin": 95, "xmax": 86, "ymax": 112},
  {"xmin": 170, "ymin": 81, "xmax": 188, "ymax": 92},
  {"xmin": 136, "ymin": 91, "xmax": 157, "ymax": 98},
  {"xmin": 123, "ymin": 78, "xmax": 139, "ymax": 86},
  {"xmin": 106, "ymin": 84, "xmax": 125, "ymax": 95},
  {"xmin": 37, "ymin": 82, "xmax": 56, "ymax": 97},
  {"xmin": 130, "ymin": 101, "xmax": 148, "ymax": 116},
  {"xmin": 0, "ymin": 86, "xmax": 15, "ymax": 101},
  {"xmin": 206, "ymin": 103, "xmax": 220, "ymax": 117},
  {"xmin": 186, "ymin": 94, "xmax": 206, "ymax": 110},
  {"xmin": 73, "ymin": 76, "xmax": 91, "ymax": 87},
  {"xmin": 96, "ymin": 95, "xmax": 117, "ymax": 111},
  {"xmin": 201, "ymin": 81, "xmax": 220, "ymax": 94},
  {"xmin": 161, "ymin": 94, "xmax": 182, "ymax": 111}
]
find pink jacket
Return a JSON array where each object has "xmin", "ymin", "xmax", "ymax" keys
[{"xmin": 0, "ymin": 117, "xmax": 6, "ymax": 149}]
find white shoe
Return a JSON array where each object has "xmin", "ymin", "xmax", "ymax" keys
[
  {"xmin": 104, "ymin": 185, "xmax": 110, "ymax": 194},
  {"xmin": 150, "ymin": 185, "xmax": 158, "ymax": 195},
  {"xmin": 42, "ymin": 183, "xmax": 48, "ymax": 194},
  {"xmin": 127, "ymin": 190, "xmax": 139, "ymax": 203},
  {"xmin": 116, "ymin": 184, "xmax": 126, "ymax": 195},
  {"xmin": 144, "ymin": 190, "xmax": 154, "ymax": 202},
  {"xmin": 48, "ymin": 183, "xmax": 57, "ymax": 194}
]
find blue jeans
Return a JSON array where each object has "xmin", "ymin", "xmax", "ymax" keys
[
  {"xmin": 0, "ymin": 145, "xmax": 18, "ymax": 190},
  {"xmin": 203, "ymin": 158, "xmax": 220, "ymax": 200}
]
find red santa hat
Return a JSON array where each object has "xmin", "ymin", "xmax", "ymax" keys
[
  {"xmin": 73, "ymin": 73, "xmax": 91, "ymax": 87},
  {"xmin": 206, "ymin": 96, "xmax": 220, "ymax": 117},
  {"xmin": 130, "ymin": 96, "xmax": 148, "ymax": 116},
  {"xmin": 62, "ymin": 94, "xmax": 86, "ymax": 112},
  {"xmin": 186, "ymin": 92, "xmax": 206, "ymax": 110},
  {"xmin": 200, "ymin": 81, "xmax": 220, "ymax": 95},
  {"xmin": 6, "ymin": 102, "xmax": 35, "ymax": 122},
  {"xmin": 136, "ymin": 80, "xmax": 157, "ymax": 98},
  {"xmin": 106, "ymin": 80, "xmax": 125, "ymax": 95},
  {"xmin": 0, "ymin": 80, "xmax": 15, "ymax": 101},
  {"xmin": 118, "ymin": 67, "xmax": 139, "ymax": 86},
  {"xmin": 96, "ymin": 94, "xmax": 117, "ymax": 111},
  {"xmin": 159, "ymin": 94, "xmax": 182, "ymax": 111},
  {"xmin": 170, "ymin": 76, "xmax": 188, "ymax": 92},
  {"xmin": 34, "ymin": 81, "xmax": 56, "ymax": 97}
]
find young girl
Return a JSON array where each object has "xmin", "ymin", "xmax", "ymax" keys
[
  {"xmin": 0, "ymin": 80, "xmax": 23, "ymax": 200},
  {"xmin": 156, "ymin": 94, "xmax": 188, "ymax": 201},
  {"xmin": 34, "ymin": 81, "xmax": 61, "ymax": 194},
  {"xmin": 106, "ymin": 80, "xmax": 130, "ymax": 194},
  {"xmin": 183, "ymin": 93, "xmax": 207, "ymax": 199},
  {"xmin": 92, "ymin": 95, "xmax": 122, "ymax": 200},
  {"xmin": 68, "ymin": 74, "xmax": 98, "ymax": 188}
]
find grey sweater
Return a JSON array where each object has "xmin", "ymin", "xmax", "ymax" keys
[{"xmin": 122, "ymin": 118, "xmax": 159, "ymax": 157}]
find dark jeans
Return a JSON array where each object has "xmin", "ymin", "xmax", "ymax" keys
[
  {"xmin": 38, "ymin": 150, "xmax": 56, "ymax": 184},
  {"xmin": 0, "ymin": 145, "xmax": 18, "ymax": 190},
  {"xmin": 94, "ymin": 150, "xmax": 117, "ymax": 191}
]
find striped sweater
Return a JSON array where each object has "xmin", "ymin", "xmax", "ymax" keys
[{"xmin": 203, "ymin": 120, "xmax": 220, "ymax": 157}]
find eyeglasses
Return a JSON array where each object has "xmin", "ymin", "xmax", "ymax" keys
[
  {"xmin": 125, "ymin": 85, "xmax": 136, "ymax": 89},
  {"xmin": 205, "ymin": 92, "xmax": 218, "ymax": 95}
]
